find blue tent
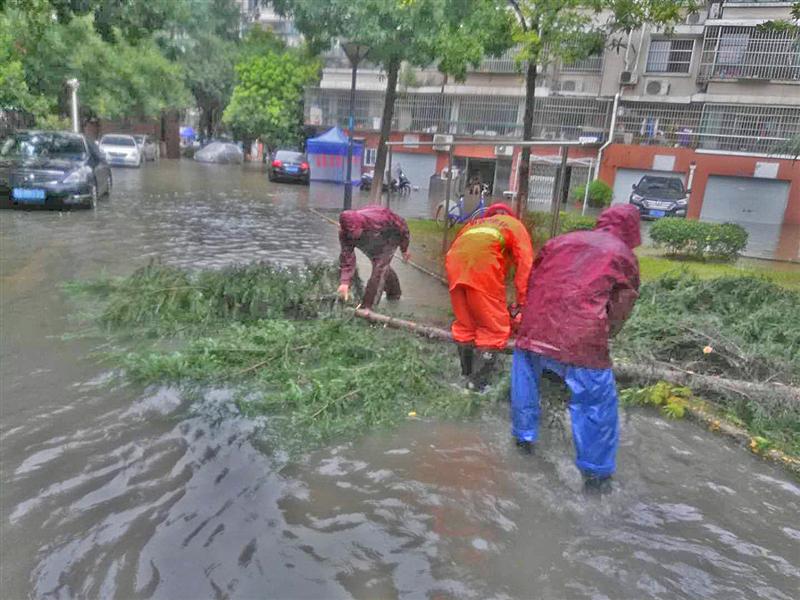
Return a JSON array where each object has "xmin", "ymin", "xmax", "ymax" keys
[{"xmin": 306, "ymin": 127, "xmax": 363, "ymax": 183}]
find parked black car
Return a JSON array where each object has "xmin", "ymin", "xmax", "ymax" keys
[
  {"xmin": 0, "ymin": 131, "xmax": 112, "ymax": 210},
  {"xmin": 268, "ymin": 150, "xmax": 309, "ymax": 184},
  {"xmin": 629, "ymin": 175, "xmax": 688, "ymax": 219}
]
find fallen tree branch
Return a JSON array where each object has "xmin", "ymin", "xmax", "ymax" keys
[
  {"xmin": 354, "ymin": 307, "xmax": 800, "ymax": 476},
  {"xmin": 354, "ymin": 308, "xmax": 800, "ymax": 408}
]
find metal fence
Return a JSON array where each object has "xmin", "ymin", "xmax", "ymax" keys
[
  {"xmin": 471, "ymin": 47, "xmax": 524, "ymax": 73},
  {"xmin": 699, "ymin": 25, "xmax": 800, "ymax": 82},
  {"xmin": 613, "ymin": 101, "xmax": 800, "ymax": 154},
  {"xmin": 306, "ymin": 87, "xmax": 800, "ymax": 155},
  {"xmin": 614, "ymin": 101, "xmax": 704, "ymax": 146},
  {"xmin": 305, "ymin": 88, "xmax": 611, "ymax": 139}
]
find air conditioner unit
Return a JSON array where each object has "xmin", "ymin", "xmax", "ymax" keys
[
  {"xmin": 619, "ymin": 71, "xmax": 638, "ymax": 85},
  {"xmin": 432, "ymin": 133, "xmax": 453, "ymax": 151},
  {"xmin": 558, "ymin": 79, "xmax": 583, "ymax": 93},
  {"xmin": 645, "ymin": 79, "xmax": 671, "ymax": 96},
  {"xmin": 494, "ymin": 144, "xmax": 513, "ymax": 157}
]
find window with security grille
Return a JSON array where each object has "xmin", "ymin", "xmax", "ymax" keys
[
  {"xmin": 364, "ymin": 148, "xmax": 377, "ymax": 166},
  {"xmin": 646, "ymin": 39, "xmax": 694, "ymax": 73}
]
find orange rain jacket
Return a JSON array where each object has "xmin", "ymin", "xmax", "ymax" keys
[{"xmin": 445, "ymin": 213, "xmax": 534, "ymax": 305}]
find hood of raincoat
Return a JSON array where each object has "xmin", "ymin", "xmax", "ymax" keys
[
  {"xmin": 339, "ymin": 209, "xmax": 365, "ymax": 241},
  {"xmin": 594, "ymin": 204, "xmax": 641, "ymax": 249},
  {"xmin": 485, "ymin": 203, "xmax": 513, "ymax": 217}
]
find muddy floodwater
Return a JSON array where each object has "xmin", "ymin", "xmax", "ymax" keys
[{"xmin": 1, "ymin": 161, "xmax": 798, "ymax": 599}]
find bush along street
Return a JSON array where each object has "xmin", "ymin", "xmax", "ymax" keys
[
  {"xmin": 69, "ymin": 263, "xmax": 799, "ymax": 469},
  {"xmin": 649, "ymin": 219, "xmax": 749, "ymax": 262}
]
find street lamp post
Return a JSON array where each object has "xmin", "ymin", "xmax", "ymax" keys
[
  {"xmin": 66, "ymin": 78, "xmax": 80, "ymax": 133},
  {"xmin": 341, "ymin": 41, "xmax": 370, "ymax": 210}
]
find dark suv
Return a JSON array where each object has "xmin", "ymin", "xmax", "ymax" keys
[{"xmin": 629, "ymin": 175, "xmax": 688, "ymax": 219}]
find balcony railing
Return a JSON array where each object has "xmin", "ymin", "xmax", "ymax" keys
[
  {"xmin": 304, "ymin": 88, "xmax": 610, "ymax": 139},
  {"xmin": 305, "ymin": 88, "xmax": 800, "ymax": 155},
  {"xmin": 613, "ymin": 101, "xmax": 800, "ymax": 154},
  {"xmin": 699, "ymin": 26, "xmax": 800, "ymax": 82},
  {"xmin": 470, "ymin": 48, "xmax": 524, "ymax": 73}
]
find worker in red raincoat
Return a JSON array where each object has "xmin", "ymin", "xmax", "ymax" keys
[
  {"xmin": 337, "ymin": 205, "xmax": 410, "ymax": 309},
  {"xmin": 445, "ymin": 203, "xmax": 534, "ymax": 387},
  {"xmin": 512, "ymin": 204, "xmax": 641, "ymax": 492}
]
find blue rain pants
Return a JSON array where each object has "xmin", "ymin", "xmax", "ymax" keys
[{"xmin": 511, "ymin": 349, "xmax": 619, "ymax": 478}]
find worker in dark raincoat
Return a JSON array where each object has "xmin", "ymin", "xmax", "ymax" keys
[
  {"xmin": 338, "ymin": 205, "xmax": 410, "ymax": 309},
  {"xmin": 445, "ymin": 203, "xmax": 534, "ymax": 387},
  {"xmin": 512, "ymin": 204, "xmax": 641, "ymax": 491}
]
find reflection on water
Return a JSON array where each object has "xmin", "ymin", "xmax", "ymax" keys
[{"xmin": 1, "ymin": 161, "xmax": 799, "ymax": 598}]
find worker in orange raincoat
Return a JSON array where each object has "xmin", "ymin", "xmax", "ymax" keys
[{"xmin": 445, "ymin": 203, "xmax": 534, "ymax": 387}]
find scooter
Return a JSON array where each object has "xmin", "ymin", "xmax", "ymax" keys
[
  {"xmin": 393, "ymin": 168, "xmax": 411, "ymax": 194},
  {"xmin": 360, "ymin": 168, "xmax": 412, "ymax": 193}
]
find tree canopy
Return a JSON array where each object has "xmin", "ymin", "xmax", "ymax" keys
[{"xmin": 223, "ymin": 34, "xmax": 320, "ymax": 148}]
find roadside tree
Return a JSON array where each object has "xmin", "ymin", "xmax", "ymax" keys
[
  {"xmin": 509, "ymin": 0, "xmax": 699, "ymax": 213},
  {"xmin": 223, "ymin": 37, "xmax": 320, "ymax": 150},
  {"xmin": 273, "ymin": 0, "xmax": 513, "ymax": 202}
]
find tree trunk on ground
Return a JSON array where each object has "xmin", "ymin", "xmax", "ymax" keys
[
  {"xmin": 515, "ymin": 58, "xmax": 537, "ymax": 216},
  {"xmin": 353, "ymin": 308, "xmax": 800, "ymax": 409},
  {"xmin": 369, "ymin": 57, "xmax": 401, "ymax": 204}
]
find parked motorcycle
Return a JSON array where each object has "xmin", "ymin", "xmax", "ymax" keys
[{"xmin": 359, "ymin": 167, "xmax": 412, "ymax": 193}]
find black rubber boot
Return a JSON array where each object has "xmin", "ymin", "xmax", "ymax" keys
[
  {"xmin": 470, "ymin": 351, "xmax": 497, "ymax": 391},
  {"xmin": 457, "ymin": 344, "xmax": 474, "ymax": 377},
  {"xmin": 515, "ymin": 439, "xmax": 534, "ymax": 455},
  {"xmin": 583, "ymin": 474, "xmax": 613, "ymax": 496}
]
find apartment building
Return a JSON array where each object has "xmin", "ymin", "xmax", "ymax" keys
[{"xmin": 304, "ymin": 1, "xmax": 800, "ymax": 259}]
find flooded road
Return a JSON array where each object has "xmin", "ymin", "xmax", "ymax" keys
[{"xmin": 1, "ymin": 161, "xmax": 799, "ymax": 599}]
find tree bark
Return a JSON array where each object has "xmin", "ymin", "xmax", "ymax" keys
[
  {"xmin": 369, "ymin": 57, "xmax": 401, "ymax": 204},
  {"xmin": 515, "ymin": 58, "xmax": 537, "ymax": 216}
]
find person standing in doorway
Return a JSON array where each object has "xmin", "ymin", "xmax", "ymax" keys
[
  {"xmin": 511, "ymin": 204, "xmax": 641, "ymax": 493},
  {"xmin": 445, "ymin": 203, "xmax": 533, "ymax": 389},
  {"xmin": 337, "ymin": 205, "xmax": 410, "ymax": 310}
]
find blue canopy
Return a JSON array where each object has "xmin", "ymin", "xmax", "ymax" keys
[{"xmin": 306, "ymin": 126, "xmax": 362, "ymax": 156}]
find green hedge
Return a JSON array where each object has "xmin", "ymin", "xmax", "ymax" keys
[
  {"xmin": 649, "ymin": 219, "xmax": 748, "ymax": 262},
  {"xmin": 572, "ymin": 180, "xmax": 613, "ymax": 208}
]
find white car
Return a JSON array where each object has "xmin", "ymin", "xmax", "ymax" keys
[{"xmin": 98, "ymin": 134, "xmax": 142, "ymax": 167}]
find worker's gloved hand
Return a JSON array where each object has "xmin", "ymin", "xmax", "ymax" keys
[
  {"xmin": 337, "ymin": 284, "xmax": 350, "ymax": 301},
  {"xmin": 511, "ymin": 312, "xmax": 523, "ymax": 333},
  {"xmin": 402, "ymin": 250, "xmax": 411, "ymax": 263}
]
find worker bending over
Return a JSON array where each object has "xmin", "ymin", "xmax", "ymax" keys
[
  {"xmin": 445, "ymin": 203, "xmax": 533, "ymax": 388},
  {"xmin": 512, "ymin": 204, "xmax": 641, "ymax": 492},
  {"xmin": 338, "ymin": 205, "xmax": 410, "ymax": 310}
]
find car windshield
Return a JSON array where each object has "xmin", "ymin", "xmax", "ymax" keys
[
  {"xmin": 101, "ymin": 135, "xmax": 136, "ymax": 147},
  {"xmin": 275, "ymin": 151, "xmax": 304, "ymax": 162},
  {"xmin": 0, "ymin": 132, "xmax": 86, "ymax": 159},
  {"xmin": 636, "ymin": 176, "xmax": 685, "ymax": 199}
]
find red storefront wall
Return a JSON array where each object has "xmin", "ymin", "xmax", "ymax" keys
[{"xmin": 599, "ymin": 144, "xmax": 800, "ymax": 226}]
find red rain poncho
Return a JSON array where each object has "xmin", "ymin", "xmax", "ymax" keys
[
  {"xmin": 339, "ymin": 205, "xmax": 410, "ymax": 309},
  {"xmin": 515, "ymin": 204, "xmax": 641, "ymax": 369}
]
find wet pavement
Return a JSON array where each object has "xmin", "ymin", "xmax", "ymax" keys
[{"xmin": 1, "ymin": 160, "xmax": 799, "ymax": 599}]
